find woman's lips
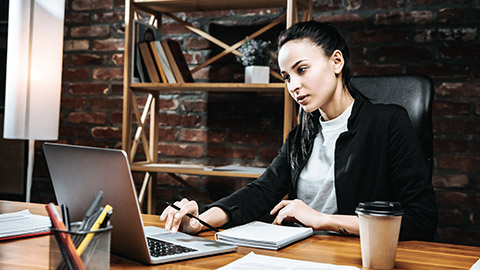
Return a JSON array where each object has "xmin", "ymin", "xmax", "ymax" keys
[{"xmin": 297, "ymin": 95, "xmax": 308, "ymax": 105}]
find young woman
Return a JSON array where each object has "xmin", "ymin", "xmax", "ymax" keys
[{"xmin": 161, "ymin": 21, "xmax": 438, "ymax": 241}]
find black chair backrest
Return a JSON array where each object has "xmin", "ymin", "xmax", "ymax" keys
[{"xmin": 351, "ymin": 74, "xmax": 434, "ymax": 180}]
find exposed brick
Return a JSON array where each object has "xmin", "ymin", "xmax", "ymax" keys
[
  {"xmin": 186, "ymin": 37, "xmax": 211, "ymax": 50},
  {"xmin": 206, "ymin": 147, "xmax": 255, "ymax": 159},
  {"xmin": 436, "ymin": 191, "xmax": 477, "ymax": 208},
  {"xmin": 158, "ymin": 143, "xmax": 204, "ymax": 158},
  {"xmin": 438, "ymin": 154, "xmax": 480, "ymax": 172},
  {"xmin": 91, "ymin": 126, "xmax": 122, "ymax": 139},
  {"xmin": 437, "ymin": 8, "xmax": 467, "ymax": 23},
  {"xmin": 115, "ymin": 0, "xmax": 125, "ymax": 8},
  {"xmin": 434, "ymin": 139, "xmax": 468, "ymax": 153},
  {"xmin": 64, "ymin": 40, "xmax": 90, "ymax": 51},
  {"xmin": 110, "ymin": 112, "xmax": 123, "ymax": 124},
  {"xmin": 93, "ymin": 67, "xmax": 123, "ymax": 80},
  {"xmin": 182, "ymin": 100, "xmax": 206, "ymax": 112},
  {"xmin": 433, "ymin": 101, "xmax": 470, "ymax": 115},
  {"xmin": 184, "ymin": 52, "xmax": 203, "ymax": 65},
  {"xmin": 71, "ymin": 25, "xmax": 110, "ymax": 38},
  {"xmin": 374, "ymin": 46, "xmax": 432, "ymax": 62},
  {"xmin": 312, "ymin": 0, "xmax": 342, "ymax": 11},
  {"xmin": 159, "ymin": 99, "xmax": 178, "ymax": 111},
  {"xmin": 72, "ymin": 0, "xmax": 114, "ymax": 11},
  {"xmin": 160, "ymin": 23, "xmax": 191, "ymax": 35},
  {"xmin": 230, "ymin": 8, "xmax": 282, "ymax": 16},
  {"xmin": 436, "ymin": 82, "xmax": 480, "ymax": 97},
  {"xmin": 111, "ymin": 84, "xmax": 124, "ymax": 94},
  {"xmin": 191, "ymin": 66, "xmax": 210, "ymax": 81},
  {"xmin": 91, "ymin": 98, "xmax": 123, "ymax": 109},
  {"xmin": 350, "ymin": 29, "xmax": 408, "ymax": 43},
  {"xmin": 61, "ymin": 97, "xmax": 88, "ymax": 109},
  {"xmin": 406, "ymin": 64, "xmax": 470, "ymax": 79},
  {"xmin": 112, "ymin": 53, "xmax": 124, "ymax": 65},
  {"xmin": 432, "ymin": 173, "xmax": 469, "ymax": 188},
  {"xmin": 375, "ymin": 10, "xmax": 434, "ymax": 25},
  {"xmin": 206, "ymin": 130, "xmax": 226, "ymax": 143},
  {"xmin": 93, "ymin": 38, "xmax": 124, "ymax": 51},
  {"xmin": 65, "ymin": 13, "xmax": 90, "ymax": 24},
  {"xmin": 434, "ymin": 118, "xmax": 480, "ymax": 135},
  {"xmin": 92, "ymin": 10, "xmax": 125, "ymax": 23},
  {"xmin": 258, "ymin": 147, "xmax": 278, "ymax": 161},
  {"xmin": 349, "ymin": 0, "xmax": 406, "ymax": 10},
  {"xmin": 436, "ymin": 228, "xmax": 480, "ymax": 246},
  {"xmin": 439, "ymin": 44, "xmax": 480, "ymax": 60},
  {"xmin": 353, "ymin": 65, "xmax": 403, "ymax": 76},
  {"xmin": 71, "ymin": 54, "xmax": 108, "ymax": 66},
  {"xmin": 471, "ymin": 212, "xmax": 480, "ymax": 226},
  {"xmin": 414, "ymin": 28, "xmax": 477, "ymax": 43},
  {"xmin": 159, "ymin": 127, "xmax": 178, "ymax": 141},
  {"xmin": 68, "ymin": 112, "xmax": 108, "ymax": 125},
  {"xmin": 159, "ymin": 113, "xmax": 202, "ymax": 128},
  {"xmin": 473, "ymin": 140, "xmax": 480, "ymax": 153},
  {"xmin": 69, "ymin": 83, "xmax": 109, "ymax": 95},
  {"xmin": 181, "ymin": 129, "xmax": 207, "ymax": 142},
  {"xmin": 62, "ymin": 68, "xmax": 90, "ymax": 80},
  {"xmin": 314, "ymin": 14, "xmax": 369, "ymax": 27},
  {"xmin": 184, "ymin": 10, "xmax": 231, "ymax": 18},
  {"xmin": 439, "ymin": 209, "xmax": 465, "ymax": 226},
  {"xmin": 59, "ymin": 125, "xmax": 90, "ymax": 137}
]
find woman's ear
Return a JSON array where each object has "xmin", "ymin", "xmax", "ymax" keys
[{"xmin": 331, "ymin": 50, "xmax": 345, "ymax": 75}]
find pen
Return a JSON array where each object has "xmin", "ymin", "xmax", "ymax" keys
[
  {"xmin": 77, "ymin": 204, "xmax": 113, "ymax": 256},
  {"xmin": 61, "ymin": 204, "xmax": 70, "ymax": 231},
  {"xmin": 165, "ymin": 202, "xmax": 219, "ymax": 232},
  {"xmin": 80, "ymin": 190, "xmax": 104, "ymax": 230}
]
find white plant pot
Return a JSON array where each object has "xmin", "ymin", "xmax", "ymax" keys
[{"xmin": 245, "ymin": 66, "xmax": 270, "ymax": 84}]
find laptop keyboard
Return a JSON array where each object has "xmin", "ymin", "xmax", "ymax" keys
[{"xmin": 147, "ymin": 237, "xmax": 198, "ymax": 257}]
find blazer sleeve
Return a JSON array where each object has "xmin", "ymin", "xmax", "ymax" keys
[
  {"xmin": 388, "ymin": 108, "xmax": 438, "ymax": 241},
  {"xmin": 205, "ymin": 133, "xmax": 293, "ymax": 228}
]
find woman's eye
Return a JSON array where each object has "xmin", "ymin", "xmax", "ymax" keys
[{"xmin": 298, "ymin": 66, "xmax": 307, "ymax": 74}]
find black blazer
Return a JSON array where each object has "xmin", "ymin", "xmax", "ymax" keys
[{"xmin": 209, "ymin": 94, "xmax": 438, "ymax": 241}]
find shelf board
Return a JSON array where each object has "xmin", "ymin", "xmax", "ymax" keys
[
  {"xmin": 130, "ymin": 162, "xmax": 262, "ymax": 178},
  {"xmin": 133, "ymin": 0, "xmax": 311, "ymax": 13},
  {"xmin": 129, "ymin": 82, "xmax": 285, "ymax": 92}
]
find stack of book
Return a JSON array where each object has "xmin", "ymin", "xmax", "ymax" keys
[{"xmin": 137, "ymin": 39, "xmax": 194, "ymax": 84}]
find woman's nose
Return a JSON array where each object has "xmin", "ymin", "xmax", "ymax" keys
[{"xmin": 288, "ymin": 76, "xmax": 301, "ymax": 94}]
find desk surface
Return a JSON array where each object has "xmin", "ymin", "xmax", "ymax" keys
[{"xmin": 1, "ymin": 200, "xmax": 479, "ymax": 269}]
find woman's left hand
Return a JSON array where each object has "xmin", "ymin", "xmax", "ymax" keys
[{"xmin": 270, "ymin": 199, "xmax": 327, "ymax": 229}]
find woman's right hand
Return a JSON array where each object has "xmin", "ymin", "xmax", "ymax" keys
[{"xmin": 160, "ymin": 198, "xmax": 203, "ymax": 234}]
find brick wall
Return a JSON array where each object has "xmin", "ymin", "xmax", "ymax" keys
[{"xmin": 29, "ymin": 0, "xmax": 479, "ymax": 246}]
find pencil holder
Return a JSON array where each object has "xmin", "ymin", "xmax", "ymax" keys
[{"xmin": 49, "ymin": 222, "xmax": 112, "ymax": 270}]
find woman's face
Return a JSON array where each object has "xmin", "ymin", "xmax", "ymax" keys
[{"xmin": 278, "ymin": 39, "xmax": 343, "ymax": 113}]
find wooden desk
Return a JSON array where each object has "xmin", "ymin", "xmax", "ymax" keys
[{"xmin": 1, "ymin": 200, "xmax": 478, "ymax": 269}]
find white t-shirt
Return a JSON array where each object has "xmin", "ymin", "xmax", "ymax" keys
[{"xmin": 297, "ymin": 103, "xmax": 353, "ymax": 214}]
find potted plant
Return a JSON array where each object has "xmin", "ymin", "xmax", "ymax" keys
[{"xmin": 236, "ymin": 37, "xmax": 271, "ymax": 83}]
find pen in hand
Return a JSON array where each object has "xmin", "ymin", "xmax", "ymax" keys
[{"xmin": 165, "ymin": 202, "xmax": 219, "ymax": 232}]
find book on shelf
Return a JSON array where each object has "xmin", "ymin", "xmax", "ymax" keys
[
  {"xmin": 150, "ymin": 40, "xmax": 177, "ymax": 83},
  {"xmin": 138, "ymin": 42, "xmax": 161, "ymax": 83},
  {"xmin": 162, "ymin": 39, "xmax": 194, "ymax": 83},
  {"xmin": 215, "ymin": 221, "xmax": 313, "ymax": 250},
  {"xmin": 132, "ymin": 20, "xmax": 160, "ymax": 83},
  {"xmin": 0, "ymin": 209, "xmax": 52, "ymax": 241}
]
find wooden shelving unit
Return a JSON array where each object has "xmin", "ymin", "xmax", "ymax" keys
[{"xmin": 123, "ymin": 0, "xmax": 313, "ymax": 212}]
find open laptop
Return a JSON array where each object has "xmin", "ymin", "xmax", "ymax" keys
[{"xmin": 43, "ymin": 143, "xmax": 237, "ymax": 265}]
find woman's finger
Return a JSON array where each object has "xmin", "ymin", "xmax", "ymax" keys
[{"xmin": 270, "ymin": 200, "xmax": 291, "ymax": 215}]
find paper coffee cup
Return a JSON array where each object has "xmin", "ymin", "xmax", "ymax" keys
[{"xmin": 356, "ymin": 201, "xmax": 403, "ymax": 270}]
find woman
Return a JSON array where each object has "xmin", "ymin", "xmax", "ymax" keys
[{"xmin": 161, "ymin": 21, "xmax": 438, "ymax": 241}]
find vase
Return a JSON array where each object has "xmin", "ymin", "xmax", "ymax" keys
[{"xmin": 245, "ymin": 66, "xmax": 269, "ymax": 84}]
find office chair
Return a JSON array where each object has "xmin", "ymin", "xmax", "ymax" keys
[{"xmin": 351, "ymin": 74, "xmax": 434, "ymax": 181}]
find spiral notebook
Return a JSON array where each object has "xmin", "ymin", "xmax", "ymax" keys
[{"xmin": 215, "ymin": 221, "xmax": 313, "ymax": 250}]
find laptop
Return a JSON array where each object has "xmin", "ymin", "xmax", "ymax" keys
[{"xmin": 43, "ymin": 143, "xmax": 237, "ymax": 265}]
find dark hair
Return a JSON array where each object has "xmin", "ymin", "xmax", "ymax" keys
[{"xmin": 277, "ymin": 21, "xmax": 357, "ymax": 169}]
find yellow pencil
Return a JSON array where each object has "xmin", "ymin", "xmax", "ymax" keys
[{"xmin": 76, "ymin": 204, "xmax": 113, "ymax": 255}]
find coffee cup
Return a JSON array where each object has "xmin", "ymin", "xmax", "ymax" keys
[{"xmin": 355, "ymin": 201, "xmax": 403, "ymax": 270}]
